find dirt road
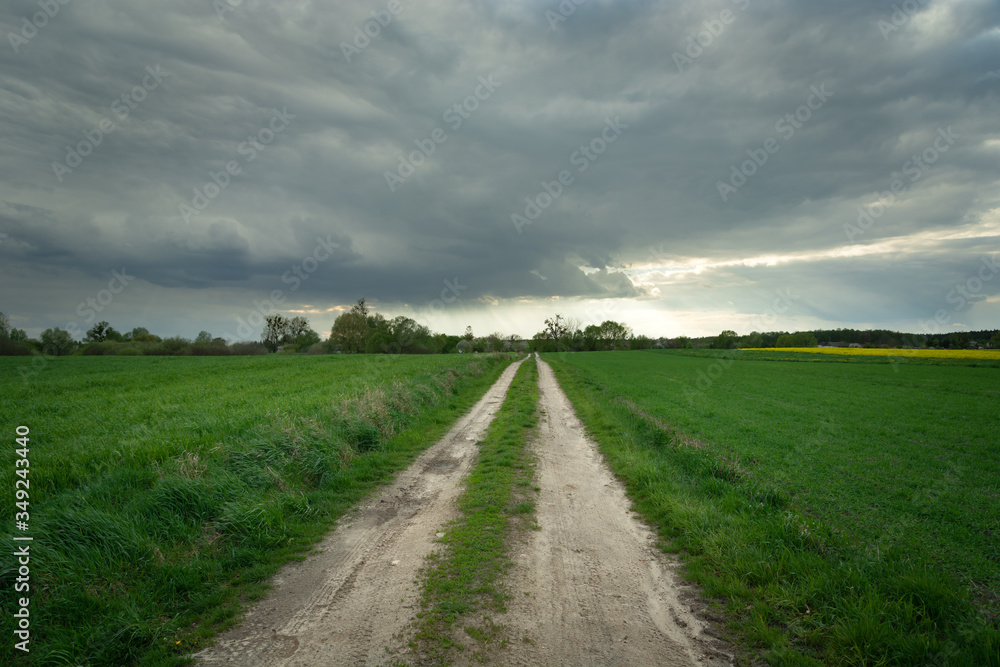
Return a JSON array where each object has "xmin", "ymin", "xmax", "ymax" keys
[
  {"xmin": 195, "ymin": 357, "xmax": 528, "ymax": 666},
  {"xmin": 196, "ymin": 354, "xmax": 733, "ymax": 666},
  {"xmin": 476, "ymin": 354, "xmax": 733, "ymax": 666}
]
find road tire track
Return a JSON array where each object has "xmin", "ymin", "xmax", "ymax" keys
[
  {"xmin": 475, "ymin": 353, "xmax": 734, "ymax": 666},
  {"xmin": 195, "ymin": 356, "xmax": 527, "ymax": 667}
]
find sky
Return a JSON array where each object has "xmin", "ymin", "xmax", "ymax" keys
[{"xmin": 1, "ymin": 0, "xmax": 998, "ymax": 342}]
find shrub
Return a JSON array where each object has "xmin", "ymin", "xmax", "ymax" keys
[
  {"xmin": 82, "ymin": 341, "xmax": 119, "ymax": 355},
  {"xmin": 192, "ymin": 343, "xmax": 230, "ymax": 356},
  {"xmin": 117, "ymin": 347, "xmax": 143, "ymax": 356},
  {"xmin": 161, "ymin": 336, "xmax": 193, "ymax": 355},
  {"xmin": 776, "ymin": 332, "xmax": 818, "ymax": 347},
  {"xmin": 229, "ymin": 342, "xmax": 269, "ymax": 356},
  {"xmin": 0, "ymin": 338, "xmax": 31, "ymax": 355}
]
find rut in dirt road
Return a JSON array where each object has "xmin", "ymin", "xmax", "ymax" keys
[
  {"xmin": 478, "ymin": 354, "xmax": 733, "ymax": 667},
  {"xmin": 195, "ymin": 357, "xmax": 527, "ymax": 667}
]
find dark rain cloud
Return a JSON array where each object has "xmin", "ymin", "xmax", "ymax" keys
[{"xmin": 0, "ymin": 0, "xmax": 997, "ymax": 338}]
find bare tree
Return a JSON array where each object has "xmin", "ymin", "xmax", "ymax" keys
[
  {"xmin": 544, "ymin": 314, "xmax": 570, "ymax": 342},
  {"xmin": 351, "ymin": 298, "xmax": 370, "ymax": 322},
  {"xmin": 262, "ymin": 314, "xmax": 289, "ymax": 352},
  {"xmin": 287, "ymin": 316, "xmax": 310, "ymax": 341}
]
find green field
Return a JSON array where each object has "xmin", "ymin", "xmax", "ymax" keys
[
  {"xmin": 0, "ymin": 354, "xmax": 513, "ymax": 665},
  {"xmin": 4, "ymin": 349, "xmax": 998, "ymax": 665},
  {"xmin": 546, "ymin": 349, "xmax": 1000, "ymax": 666}
]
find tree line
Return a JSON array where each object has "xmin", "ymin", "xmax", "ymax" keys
[
  {"xmin": 2, "ymin": 306, "xmax": 996, "ymax": 358},
  {"xmin": 691, "ymin": 327, "xmax": 1000, "ymax": 350}
]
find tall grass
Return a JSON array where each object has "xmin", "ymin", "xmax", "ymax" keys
[{"xmin": 0, "ymin": 354, "xmax": 513, "ymax": 665}]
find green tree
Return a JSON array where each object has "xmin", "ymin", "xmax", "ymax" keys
[
  {"xmin": 295, "ymin": 329, "xmax": 321, "ymax": 351},
  {"xmin": 365, "ymin": 329, "xmax": 395, "ymax": 354},
  {"xmin": 85, "ymin": 321, "xmax": 121, "ymax": 343},
  {"xmin": 599, "ymin": 320, "xmax": 632, "ymax": 349},
  {"xmin": 0, "ymin": 312, "xmax": 30, "ymax": 354},
  {"xmin": 581, "ymin": 324, "xmax": 601, "ymax": 351},
  {"xmin": 631, "ymin": 335, "xmax": 653, "ymax": 350},
  {"xmin": 124, "ymin": 327, "xmax": 161, "ymax": 343},
  {"xmin": 530, "ymin": 331, "xmax": 555, "ymax": 353},
  {"xmin": 330, "ymin": 311, "xmax": 368, "ymax": 353},
  {"xmin": 195, "ymin": 331, "xmax": 213, "ymax": 344},
  {"xmin": 740, "ymin": 332, "xmax": 764, "ymax": 349},
  {"xmin": 485, "ymin": 331, "xmax": 504, "ymax": 353},
  {"xmin": 438, "ymin": 334, "xmax": 461, "ymax": 353},
  {"xmin": 0, "ymin": 311, "xmax": 27, "ymax": 342},
  {"xmin": 671, "ymin": 336, "xmax": 693, "ymax": 349},
  {"xmin": 712, "ymin": 330, "xmax": 738, "ymax": 349},
  {"xmin": 286, "ymin": 317, "xmax": 310, "ymax": 343},
  {"xmin": 383, "ymin": 316, "xmax": 431, "ymax": 353},
  {"xmin": 41, "ymin": 327, "xmax": 75, "ymax": 355},
  {"xmin": 776, "ymin": 331, "xmax": 818, "ymax": 348}
]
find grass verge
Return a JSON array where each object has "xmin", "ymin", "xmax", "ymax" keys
[
  {"xmin": 410, "ymin": 356, "xmax": 539, "ymax": 665},
  {"xmin": 0, "ymin": 354, "xmax": 514, "ymax": 666},
  {"xmin": 545, "ymin": 352, "xmax": 1000, "ymax": 666}
]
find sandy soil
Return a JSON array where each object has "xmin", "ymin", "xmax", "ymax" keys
[
  {"xmin": 195, "ymin": 357, "xmax": 527, "ymax": 666},
  {"xmin": 470, "ymin": 354, "xmax": 734, "ymax": 666},
  {"xmin": 196, "ymin": 354, "xmax": 734, "ymax": 666}
]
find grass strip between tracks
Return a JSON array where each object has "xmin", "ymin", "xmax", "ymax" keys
[{"xmin": 410, "ymin": 356, "xmax": 539, "ymax": 665}]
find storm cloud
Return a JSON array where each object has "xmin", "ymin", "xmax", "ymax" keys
[{"xmin": 1, "ymin": 0, "xmax": 997, "ymax": 339}]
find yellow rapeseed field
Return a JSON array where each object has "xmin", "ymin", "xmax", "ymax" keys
[{"xmin": 744, "ymin": 347, "xmax": 1000, "ymax": 359}]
